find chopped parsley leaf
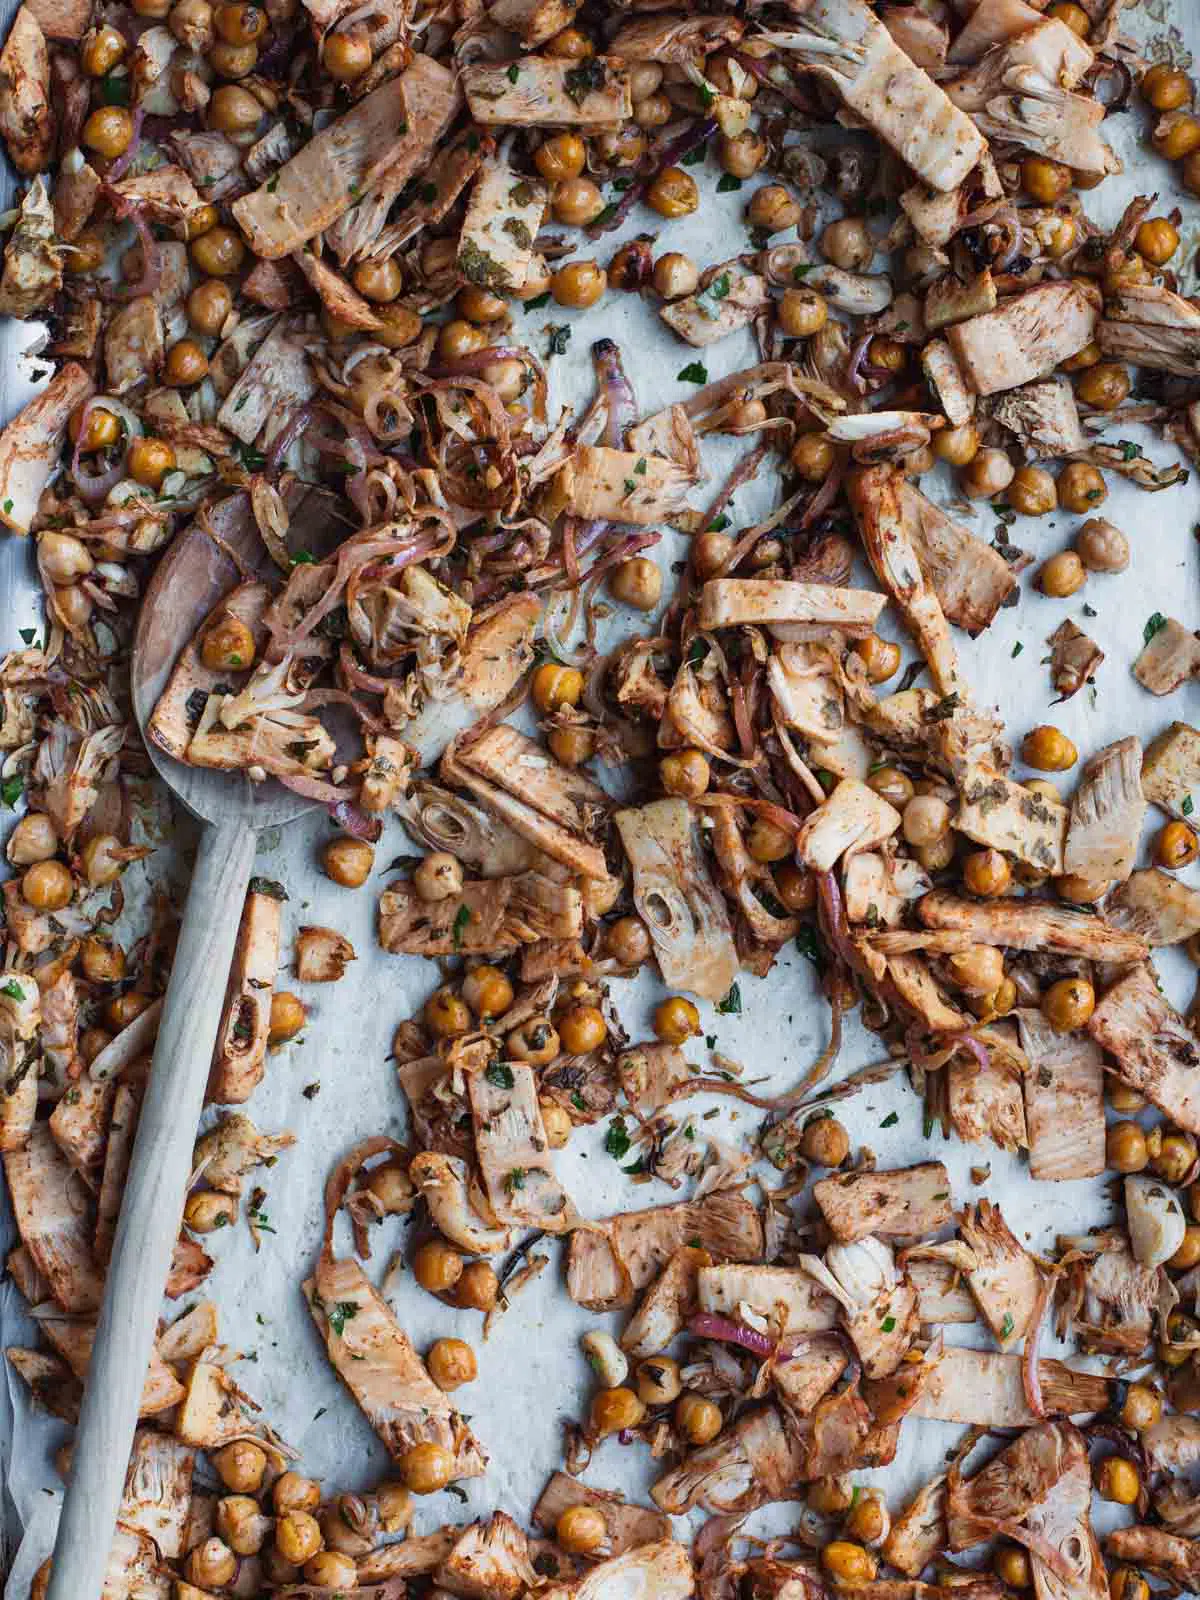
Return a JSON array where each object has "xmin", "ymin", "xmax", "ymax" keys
[
  {"xmin": 716, "ymin": 983, "xmax": 742, "ymax": 1016},
  {"xmin": 1144, "ymin": 612, "xmax": 1168, "ymax": 645},
  {"xmin": 485, "ymin": 1062, "xmax": 515, "ymax": 1089},
  {"xmin": 677, "ymin": 361, "xmax": 708, "ymax": 384},
  {"xmin": 604, "ymin": 1117, "xmax": 631, "ymax": 1160}
]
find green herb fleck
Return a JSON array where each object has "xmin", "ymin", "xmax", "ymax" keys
[
  {"xmin": 452, "ymin": 904, "xmax": 471, "ymax": 949},
  {"xmin": 248, "ymin": 876, "xmax": 287, "ymax": 901},
  {"xmin": 1011, "ymin": 641, "xmax": 1023, "ymax": 658},
  {"xmin": 328, "ymin": 1301, "xmax": 359, "ymax": 1337},
  {"xmin": 880, "ymin": 1111, "xmax": 898, "ymax": 1128},
  {"xmin": 880, "ymin": 1315, "xmax": 896, "ymax": 1332},
  {"xmin": 0, "ymin": 980, "xmax": 24, "ymax": 1001},
  {"xmin": 1000, "ymin": 1312, "xmax": 1014, "ymax": 1339},
  {"xmin": 485, "ymin": 1062, "xmax": 515, "ymax": 1089},
  {"xmin": 716, "ymin": 983, "xmax": 742, "ymax": 1016},
  {"xmin": 546, "ymin": 324, "xmax": 571, "ymax": 357},
  {"xmin": 678, "ymin": 361, "xmax": 708, "ymax": 384},
  {"xmin": 604, "ymin": 1116, "xmax": 631, "ymax": 1161},
  {"xmin": 1184, "ymin": 795, "xmax": 1195, "ymax": 818},
  {"xmin": 506, "ymin": 62, "xmax": 520, "ymax": 82},
  {"xmin": 504, "ymin": 1167, "xmax": 526, "ymax": 1193},
  {"xmin": 717, "ymin": 174, "xmax": 742, "ymax": 193},
  {"xmin": 1144, "ymin": 612, "xmax": 1168, "ymax": 645},
  {"xmin": 1, "ymin": 774, "xmax": 22, "ymax": 808}
]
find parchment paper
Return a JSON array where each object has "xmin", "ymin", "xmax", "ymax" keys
[{"xmin": 4, "ymin": 3, "xmax": 1200, "ymax": 1587}]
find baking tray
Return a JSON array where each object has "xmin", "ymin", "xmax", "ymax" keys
[{"xmin": 4, "ymin": 0, "xmax": 1200, "ymax": 1587}]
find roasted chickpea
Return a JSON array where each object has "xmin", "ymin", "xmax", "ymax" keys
[
  {"xmin": 184, "ymin": 1190, "xmax": 237, "ymax": 1232},
  {"xmin": 808, "ymin": 1477, "xmax": 854, "ymax": 1516},
  {"xmin": 1007, "ymin": 465, "xmax": 1057, "ymax": 517},
  {"xmin": 1067, "ymin": 522, "xmax": 1129, "ymax": 583},
  {"xmin": 775, "ymin": 287, "xmax": 826, "ymax": 341},
  {"xmin": 1150, "ymin": 1128, "xmax": 1197, "ymax": 1183},
  {"xmin": 274, "ymin": 1508, "xmax": 323, "ymax": 1566},
  {"xmin": 1057, "ymin": 461, "xmax": 1106, "ymax": 513},
  {"xmin": 690, "ymin": 529, "xmax": 731, "ymax": 580},
  {"xmin": 80, "ymin": 935, "xmax": 126, "ymax": 984},
  {"xmin": 717, "ymin": 129, "xmax": 765, "ymax": 180},
  {"xmin": 79, "ymin": 1027, "xmax": 113, "ymax": 1064},
  {"xmin": 868, "ymin": 336, "xmax": 906, "ymax": 374},
  {"xmin": 867, "ymin": 765, "xmax": 914, "ymax": 808},
  {"xmin": 1056, "ymin": 873, "xmax": 1110, "ymax": 904},
  {"xmin": 162, "ymin": 336, "xmax": 210, "ymax": 388},
  {"xmin": 548, "ymin": 724, "xmax": 595, "ymax": 767},
  {"xmin": 544, "ymin": 22, "xmax": 591, "ymax": 56},
  {"xmin": 994, "ymin": 1545, "xmax": 1032, "ymax": 1588},
  {"xmin": 1036, "ymin": 550, "xmax": 1086, "ymax": 599},
  {"xmin": 535, "ymin": 132, "xmax": 586, "ymax": 183},
  {"xmin": 373, "ymin": 303, "xmax": 424, "ymax": 349},
  {"xmin": 191, "ymin": 225, "xmax": 245, "ymax": 276},
  {"xmin": 427, "ymin": 1337, "xmax": 477, "ymax": 1391},
  {"xmin": 675, "ymin": 1392, "xmax": 722, "ymax": 1444},
  {"xmin": 532, "ymin": 662, "xmax": 583, "ymax": 713},
  {"xmin": 1110, "ymin": 1569, "xmax": 1150, "ymax": 1600},
  {"xmin": 632, "ymin": 90, "xmax": 671, "ymax": 128},
  {"xmin": 413, "ymin": 851, "xmax": 463, "ymax": 903},
  {"xmin": 424, "ymin": 987, "xmax": 471, "ymax": 1039},
  {"xmin": 660, "ymin": 749, "xmax": 710, "ymax": 799},
  {"xmin": 323, "ymin": 25, "xmax": 371, "ymax": 78},
  {"xmin": 540, "ymin": 1098, "xmax": 572, "ymax": 1148},
  {"xmin": 609, "ymin": 556, "xmax": 662, "ymax": 611},
  {"xmin": 462, "ymin": 963, "xmax": 513, "ymax": 1020},
  {"xmin": 185, "ymin": 1537, "xmax": 238, "ymax": 1588},
  {"xmin": 948, "ymin": 944, "xmax": 1005, "ymax": 996},
  {"xmin": 933, "ymin": 421, "xmax": 979, "ymax": 466},
  {"xmin": 1023, "ymin": 725, "xmax": 1077, "ymax": 772},
  {"xmin": 1048, "ymin": 1, "xmax": 1089, "ymax": 35},
  {"xmin": 187, "ymin": 279, "xmax": 233, "ymax": 337},
  {"xmin": 552, "ymin": 176, "xmax": 604, "ymax": 227},
  {"xmin": 215, "ymin": 0, "xmax": 266, "ymax": 41},
  {"xmin": 902, "ymin": 795, "xmax": 950, "ymax": 849},
  {"xmin": 68, "ymin": 405, "xmax": 120, "ymax": 455},
  {"xmin": 212, "ymin": 36, "xmax": 260, "ymax": 72},
  {"xmin": 627, "ymin": 60, "xmax": 663, "ymax": 101},
  {"xmin": 66, "ymin": 230, "xmax": 105, "ymax": 274},
  {"xmin": 591, "ymin": 1385, "xmax": 646, "ymax": 1435},
  {"xmin": 1097, "ymin": 1455, "xmax": 1139, "ymax": 1505},
  {"xmin": 80, "ymin": 833, "xmax": 123, "ymax": 888},
  {"xmin": 508, "ymin": 1016, "xmax": 560, "ymax": 1065},
  {"xmin": 214, "ymin": 1440, "xmax": 268, "ymax": 1495},
  {"xmin": 82, "ymin": 106, "xmax": 134, "ymax": 160},
  {"xmin": 216, "ymin": 1493, "xmax": 272, "ymax": 1556},
  {"xmin": 747, "ymin": 184, "xmax": 801, "ymax": 233},
  {"xmin": 456, "ymin": 1260, "xmax": 499, "ymax": 1312},
  {"xmin": 363, "ymin": 1158, "xmax": 413, "ymax": 1215},
  {"xmin": 209, "ymin": 82, "xmax": 263, "ymax": 133},
  {"xmin": 821, "ymin": 1541, "xmax": 877, "ymax": 1585},
  {"xmin": 845, "ymin": 1490, "xmax": 889, "ymax": 1546},
  {"xmin": 106, "ymin": 991, "xmax": 152, "ymax": 1030},
  {"xmin": 1157, "ymin": 820, "xmax": 1199, "ymax": 869},
  {"xmin": 1154, "ymin": 112, "xmax": 1200, "ymax": 161},
  {"xmin": 413, "ymin": 1238, "xmax": 464, "ymax": 1296},
  {"xmin": 644, "ymin": 165, "xmax": 697, "ymax": 220},
  {"xmin": 559, "ymin": 1003, "xmax": 607, "ymax": 1055},
  {"xmin": 605, "ymin": 916, "xmax": 651, "ymax": 968},
  {"xmin": 169, "ymin": 0, "xmax": 213, "ymax": 48},
  {"xmin": 344, "ymin": 257, "xmax": 404, "ymax": 308},
  {"xmin": 789, "ymin": 431, "xmax": 835, "ymax": 482},
  {"xmin": 437, "ymin": 318, "xmax": 486, "ymax": 362},
  {"xmin": 22, "ymin": 859, "xmax": 72, "ymax": 911},
  {"xmin": 200, "ymin": 614, "xmax": 255, "ymax": 672},
  {"xmin": 799, "ymin": 1113, "xmax": 850, "ymax": 1168},
  {"xmin": 847, "ymin": 633, "xmax": 899, "ymax": 686},
  {"xmin": 774, "ymin": 863, "xmax": 815, "ymax": 912},
  {"xmin": 636, "ymin": 1355, "xmax": 682, "ymax": 1406},
  {"xmin": 653, "ymin": 250, "xmax": 698, "ymax": 300},
  {"xmin": 653, "ymin": 996, "xmax": 700, "ymax": 1045},
  {"xmin": 556, "ymin": 1503, "xmax": 607, "ymax": 1554},
  {"xmin": 1042, "ymin": 975, "xmax": 1095, "ymax": 1031},
  {"xmin": 453, "ymin": 287, "xmax": 507, "ymax": 330},
  {"xmin": 303, "ymin": 1551, "xmax": 357, "ymax": 1587},
  {"xmin": 1142, "ymin": 62, "xmax": 1192, "ymax": 111},
  {"xmin": 321, "ymin": 835, "xmax": 374, "ymax": 889},
  {"xmin": 1022, "ymin": 155, "xmax": 1072, "ymax": 203},
  {"xmin": 1117, "ymin": 1381, "xmax": 1161, "ymax": 1431},
  {"xmin": 1171, "ymin": 1225, "xmax": 1200, "ymax": 1270},
  {"xmin": 81, "ymin": 21, "xmax": 127, "ymax": 73},
  {"xmin": 1075, "ymin": 361, "xmax": 1131, "ymax": 411},
  {"xmin": 821, "ymin": 217, "xmax": 874, "ymax": 271},
  {"xmin": 962, "ymin": 447, "xmax": 1015, "ymax": 499},
  {"xmin": 963, "ymin": 848, "xmax": 1011, "ymax": 899},
  {"xmin": 274, "ymin": 1472, "xmax": 320, "ymax": 1514},
  {"xmin": 551, "ymin": 260, "xmax": 606, "ymax": 309},
  {"xmin": 1132, "ymin": 217, "xmax": 1179, "ymax": 270},
  {"xmin": 1109, "ymin": 1079, "xmax": 1146, "ymax": 1113},
  {"xmin": 6, "ymin": 813, "xmax": 58, "ymax": 866}
]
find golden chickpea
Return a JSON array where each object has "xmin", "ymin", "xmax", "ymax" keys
[
  {"xmin": 182, "ymin": 203, "xmax": 219, "ymax": 242},
  {"xmin": 609, "ymin": 557, "xmax": 662, "ymax": 611},
  {"xmin": 545, "ymin": 22, "xmax": 591, "ymax": 56},
  {"xmin": 66, "ymin": 230, "xmax": 106, "ymax": 274},
  {"xmin": 185, "ymin": 1537, "xmax": 237, "ymax": 1588},
  {"xmin": 162, "ymin": 338, "xmax": 209, "ymax": 388},
  {"xmin": 213, "ymin": 1440, "xmax": 268, "ymax": 1495},
  {"xmin": 268, "ymin": 991, "xmax": 306, "ymax": 1044},
  {"xmin": 559, "ymin": 1004, "xmax": 607, "ymax": 1055},
  {"xmin": 183, "ymin": 1190, "xmax": 237, "ymax": 1232},
  {"xmin": 456, "ymin": 1260, "xmax": 499, "ymax": 1311},
  {"xmin": 1118, "ymin": 1381, "xmax": 1162, "ymax": 1431},
  {"xmin": 821, "ymin": 217, "xmax": 874, "ymax": 271},
  {"xmin": 961, "ymin": 849, "xmax": 1009, "ymax": 899},
  {"xmin": 848, "ymin": 633, "xmax": 899, "ymax": 686},
  {"xmin": 808, "ymin": 1477, "xmax": 854, "ymax": 1516},
  {"xmin": 1057, "ymin": 462, "xmax": 1106, "ymax": 516},
  {"xmin": 532, "ymin": 662, "xmax": 583, "ymax": 714},
  {"xmin": 633, "ymin": 91, "xmax": 672, "ymax": 129},
  {"xmin": 79, "ymin": 1026, "xmax": 113, "ymax": 1064},
  {"xmin": 1155, "ymin": 112, "xmax": 1200, "ymax": 161},
  {"xmin": 191, "ymin": 225, "xmax": 245, "ymax": 277},
  {"xmin": 719, "ymin": 129, "xmax": 765, "ymax": 179},
  {"xmin": 962, "ymin": 447, "xmax": 1015, "ymax": 500},
  {"xmin": 462, "ymin": 963, "xmax": 513, "ymax": 1020},
  {"xmin": 821, "ymin": 1541, "xmax": 877, "ymax": 1585},
  {"xmin": 675, "ymin": 1392, "xmax": 722, "ymax": 1444},
  {"xmin": 660, "ymin": 749, "xmax": 710, "ymax": 799},
  {"xmin": 276, "ymin": 1509, "xmax": 323, "ymax": 1565},
  {"xmin": 994, "ymin": 1545, "xmax": 1032, "ymax": 1588},
  {"xmin": 933, "ymin": 421, "xmax": 979, "ymax": 466},
  {"xmin": 1036, "ymin": 550, "xmax": 1086, "ymax": 600},
  {"xmin": 947, "ymin": 944, "xmax": 1005, "ymax": 996},
  {"xmin": 6, "ymin": 813, "xmax": 57, "ymax": 866},
  {"xmin": 789, "ymin": 431, "xmax": 836, "ymax": 482},
  {"xmin": 68, "ymin": 404, "xmax": 120, "ymax": 454},
  {"xmin": 374, "ymin": 304, "xmax": 423, "ymax": 349},
  {"xmin": 1048, "ymin": 1, "xmax": 1089, "ymax": 34},
  {"xmin": 743, "ymin": 818, "xmax": 789, "ymax": 864},
  {"xmin": 81, "ymin": 833, "xmax": 123, "ymax": 888},
  {"xmin": 209, "ymin": 82, "xmax": 263, "ymax": 132},
  {"xmin": 436, "ymin": 320, "xmax": 485, "ymax": 363},
  {"xmin": 591, "ymin": 1385, "xmax": 646, "ymax": 1435},
  {"xmin": 1062, "ymin": 339, "xmax": 1101, "ymax": 374},
  {"xmin": 654, "ymin": 995, "xmax": 700, "ymax": 1045},
  {"xmin": 304, "ymin": 1551, "xmax": 357, "ymax": 1587},
  {"xmin": 363, "ymin": 1158, "xmax": 413, "ymax": 1216},
  {"xmin": 324, "ymin": 27, "xmax": 371, "ymax": 78},
  {"xmin": 1022, "ymin": 155, "xmax": 1072, "ymax": 204},
  {"xmin": 799, "ymin": 1114, "xmax": 850, "ymax": 1168},
  {"xmin": 1109, "ymin": 1079, "xmax": 1146, "ymax": 1113},
  {"xmin": 215, "ymin": 0, "xmax": 266, "ymax": 40},
  {"xmin": 53, "ymin": 585, "xmax": 92, "ymax": 632},
  {"xmin": 1150, "ymin": 1129, "xmax": 1197, "ymax": 1183},
  {"xmin": 845, "ymin": 1491, "xmax": 888, "ymax": 1546},
  {"xmin": 1133, "ymin": 216, "xmax": 1179, "ymax": 268},
  {"xmin": 1157, "ymin": 820, "xmax": 1199, "ymax": 869},
  {"xmin": 548, "ymin": 725, "xmax": 594, "ymax": 767},
  {"xmin": 187, "ymin": 279, "xmax": 233, "ymax": 337},
  {"xmin": 508, "ymin": 1016, "xmax": 560, "ymax": 1064},
  {"xmin": 540, "ymin": 1098, "xmax": 572, "ymax": 1148},
  {"xmin": 1056, "ymin": 873, "xmax": 1110, "ymax": 904},
  {"xmin": 1111, "ymin": 1570, "xmax": 1150, "ymax": 1600},
  {"xmin": 321, "ymin": 836, "xmax": 374, "ymax": 889},
  {"xmin": 535, "ymin": 132, "xmax": 586, "ymax": 183},
  {"xmin": 216, "ymin": 1494, "xmax": 271, "ymax": 1556},
  {"xmin": 455, "ymin": 286, "xmax": 505, "ymax": 327},
  {"xmin": 106, "ymin": 991, "xmax": 152, "ymax": 1031},
  {"xmin": 628, "ymin": 61, "xmax": 663, "ymax": 101},
  {"xmin": 413, "ymin": 1238, "xmax": 464, "ymax": 1296},
  {"xmin": 653, "ymin": 251, "xmax": 699, "ymax": 300},
  {"xmin": 636, "ymin": 1355, "xmax": 682, "ymax": 1407},
  {"xmin": 424, "ymin": 987, "xmax": 471, "ymax": 1039},
  {"xmin": 868, "ymin": 336, "xmax": 906, "ymax": 375},
  {"xmin": 1022, "ymin": 726, "xmax": 1077, "ymax": 772},
  {"xmin": 82, "ymin": 106, "xmax": 134, "ymax": 160},
  {"xmin": 1142, "ymin": 63, "xmax": 1193, "ymax": 111},
  {"xmin": 427, "ymin": 1337, "xmax": 477, "ymax": 1391},
  {"xmin": 200, "ymin": 614, "xmax": 255, "ymax": 672},
  {"xmin": 551, "ymin": 260, "xmax": 606, "ymax": 309},
  {"xmin": 774, "ymin": 863, "xmax": 815, "ymax": 913},
  {"xmin": 1039, "ymin": 211, "xmax": 1078, "ymax": 259},
  {"xmin": 1007, "ymin": 465, "xmax": 1057, "ymax": 517},
  {"xmin": 411, "ymin": 852, "xmax": 464, "ymax": 905},
  {"xmin": 22, "ymin": 859, "xmax": 72, "ymax": 911},
  {"xmin": 1171, "ymin": 1225, "xmax": 1200, "ymax": 1270},
  {"xmin": 556, "ymin": 1504, "xmax": 607, "ymax": 1554},
  {"xmin": 1096, "ymin": 1456, "xmax": 1139, "ymax": 1506},
  {"xmin": 81, "ymin": 21, "xmax": 127, "ymax": 73},
  {"xmin": 1042, "ymin": 975, "xmax": 1095, "ymax": 1032},
  {"xmin": 867, "ymin": 765, "xmax": 914, "ymax": 808},
  {"xmin": 1075, "ymin": 362, "xmax": 1131, "ymax": 412},
  {"xmin": 747, "ymin": 184, "xmax": 801, "ymax": 233},
  {"xmin": 777, "ymin": 286, "xmax": 827, "ymax": 339},
  {"xmin": 691, "ymin": 529, "xmax": 732, "ymax": 579},
  {"xmin": 344, "ymin": 258, "xmax": 403, "ymax": 309},
  {"xmin": 169, "ymin": 0, "xmax": 213, "ymax": 47},
  {"xmin": 645, "ymin": 166, "xmax": 698, "ymax": 220},
  {"xmin": 80, "ymin": 935, "xmax": 126, "ymax": 984},
  {"xmin": 901, "ymin": 795, "xmax": 950, "ymax": 851},
  {"xmin": 605, "ymin": 916, "xmax": 651, "ymax": 968},
  {"xmin": 552, "ymin": 176, "xmax": 604, "ymax": 227},
  {"xmin": 274, "ymin": 1472, "xmax": 321, "ymax": 1514}
]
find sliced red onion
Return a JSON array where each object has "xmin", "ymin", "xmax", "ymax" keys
[
  {"xmin": 585, "ymin": 117, "xmax": 717, "ymax": 241},
  {"xmin": 592, "ymin": 339, "xmax": 636, "ymax": 448},
  {"xmin": 329, "ymin": 798, "xmax": 382, "ymax": 841},
  {"xmin": 688, "ymin": 1312, "xmax": 777, "ymax": 1359},
  {"xmin": 266, "ymin": 402, "xmax": 315, "ymax": 472},
  {"xmin": 1021, "ymin": 1271, "xmax": 1054, "ymax": 1421},
  {"xmin": 105, "ymin": 106, "xmax": 145, "ymax": 182},
  {"xmin": 105, "ymin": 199, "xmax": 161, "ymax": 302}
]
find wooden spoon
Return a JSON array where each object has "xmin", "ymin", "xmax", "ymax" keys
[{"xmin": 45, "ymin": 495, "xmax": 314, "ymax": 1600}]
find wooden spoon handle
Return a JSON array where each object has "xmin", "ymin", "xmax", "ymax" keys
[{"xmin": 46, "ymin": 815, "xmax": 257, "ymax": 1600}]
